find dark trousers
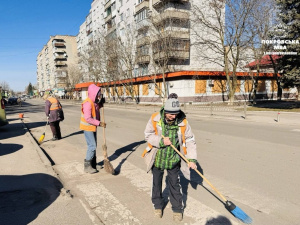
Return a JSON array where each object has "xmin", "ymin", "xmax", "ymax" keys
[
  {"xmin": 49, "ymin": 121, "xmax": 61, "ymax": 139},
  {"xmin": 152, "ymin": 164, "xmax": 183, "ymax": 213}
]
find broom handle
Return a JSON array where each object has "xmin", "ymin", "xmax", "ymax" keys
[
  {"xmin": 44, "ymin": 119, "xmax": 48, "ymax": 132},
  {"xmin": 101, "ymin": 107, "xmax": 106, "ymax": 144},
  {"xmin": 162, "ymin": 135, "xmax": 228, "ymax": 203},
  {"xmin": 101, "ymin": 106, "xmax": 108, "ymax": 159}
]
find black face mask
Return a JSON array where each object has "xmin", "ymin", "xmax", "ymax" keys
[{"xmin": 95, "ymin": 98, "xmax": 100, "ymax": 103}]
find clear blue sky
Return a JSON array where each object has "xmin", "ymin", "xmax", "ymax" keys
[{"xmin": 0, "ymin": 0, "xmax": 92, "ymax": 92}]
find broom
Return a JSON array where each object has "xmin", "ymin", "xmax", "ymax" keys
[
  {"xmin": 101, "ymin": 106, "xmax": 115, "ymax": 175},
  {"xmin": 162, "ymin": 135, "xmax": 252, "ymax": 224},
  {"xmin": 38, "ymin": 120, "xmax": 48, "ymax": 144}
]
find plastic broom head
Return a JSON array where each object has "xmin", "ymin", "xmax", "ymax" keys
[
  {"xmin": 226, "ymin": 201, "xmax": 252, "ymax": 224},
  {"xmin": 38, "ymin": 133, "xmax": 45, "ymax": 144}
]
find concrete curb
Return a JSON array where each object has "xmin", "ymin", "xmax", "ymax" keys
[{"xmin": 20, "ymin": 118, "xmax": 104, "ymax": 225}]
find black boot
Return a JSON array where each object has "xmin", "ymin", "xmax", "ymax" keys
[
  {"xmin": 91, "ymin": 156, "xmax": 98, "ymax": 171},
  {"xmin": 84, "ymin": 159, "xmax": 97, "ymax": 174}
]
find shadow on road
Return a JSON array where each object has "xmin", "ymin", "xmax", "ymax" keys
[
  {"xmin": 0, "ymin": 122, "xmax": 26, "ymax": 140},
  {"xmin": 63, "ymin": 130, "xmax": 84, "ymax": 139},
  {"xmin": 0, "ymin": 143, "xmax": 23, "ymax": 156},
  {"xmin": 251, "ymin": 100, "xmax": 300, "ymax": 111},
  {"xmin": 0, "ymin": 173, "xmax": 63, "ymax": 225},
  {"xmin": 205, "ymin": 215, "xmax": 232, "ymax": 225},
  {"xmin": 100, "ymin": 140, "xmax": 146, "ymax": 175}
]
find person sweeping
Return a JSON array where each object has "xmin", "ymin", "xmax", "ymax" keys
[
  {"xmin": 143, "ymin": 93, "xmax": 197, "ymax": 222},
  {"xmin": 80, "ymin": 84, "xmax": 106, "ymax": 174}
]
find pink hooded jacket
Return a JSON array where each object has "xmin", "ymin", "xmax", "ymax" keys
[{"xmin": 82, "ymin": 84, "xmax": 101, "ymax": 126}]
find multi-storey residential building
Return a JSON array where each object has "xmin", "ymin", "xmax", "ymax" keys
[
  {"xmin": 37, "ymin": 35, "xmax": 78, "ymax": 96},
  {"xmin": 75, "ymin": 0, "xmax": 296, "ymax": 102}
]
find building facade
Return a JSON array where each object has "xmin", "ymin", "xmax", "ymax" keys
[
  {"xmin": 74, "ymin": 0, "xmax": 296, "ymax": 102},
  {"xmin": 37, "ymin": 35, "xmax": 78, "ymax": 96}
]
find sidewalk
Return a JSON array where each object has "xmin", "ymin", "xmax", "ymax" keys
[{"xmin": 0, "ymin": 116, "xmax": 102, "ymax": 225}]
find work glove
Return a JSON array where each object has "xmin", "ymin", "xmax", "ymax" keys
[{"xmin": 99, "ymin": 122, "xmax": 106, "ymax": 128}]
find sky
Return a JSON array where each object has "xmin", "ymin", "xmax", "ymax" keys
[{"xmin": 0, "ymin": 0, "xmax": 92, "ymax": 92}]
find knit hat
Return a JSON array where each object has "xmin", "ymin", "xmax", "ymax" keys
[{"xmin": 164, "ymin": 96, "xmax": 180, "ymax": 114}]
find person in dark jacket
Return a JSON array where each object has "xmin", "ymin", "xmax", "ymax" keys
[{"xmin": 43, "ymin": 93, "xmax": 63, "ymax": 140}]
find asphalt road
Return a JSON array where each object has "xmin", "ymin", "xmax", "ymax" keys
[{"xmin": 5, "ymin": 99, "xmax": 300, "ymax": 225}]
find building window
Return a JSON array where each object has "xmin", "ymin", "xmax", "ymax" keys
[
  {"xmin": 136, "ymin": 9, "xmax": 148, "ymax": 22},
  {"xmin": 127, "ymin": 8, "xmax": 130, "ymax": 17},
  {"xmin": 120, "ymin": 28, "xmax": 124, "ymax": 36}
]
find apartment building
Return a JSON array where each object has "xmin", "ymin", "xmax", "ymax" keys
[
  {"xmin": 37, "ymin": 35, "xmax": 78, "ymax": 96},
  {"xmin": 75, "ymin": 0, "xmax": 294, "ymax": 102}
]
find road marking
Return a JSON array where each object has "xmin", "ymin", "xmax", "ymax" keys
[{"xmin": 292, "ymin": 129, "xmax": 300, "ymax": 132}]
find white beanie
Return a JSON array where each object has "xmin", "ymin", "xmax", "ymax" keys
[{"xmin": 164, "ymin": 98, "xmax": 180, "ymax": 114}]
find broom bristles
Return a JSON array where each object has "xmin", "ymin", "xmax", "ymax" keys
[
  {"xmin": 225, "ymin": 201, "xmax": 252, "ymax": 224},
  {"xmin": 104, "ymin": 159, "xmax": 115, "ymax": 175},
  {"xmin": 231, "ymin": 205, "xmax": 252, "ymax": 224}
]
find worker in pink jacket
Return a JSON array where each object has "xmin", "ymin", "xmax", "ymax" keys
[{"xmin": 80, "ymin": 84, "xmax": 106, "ymax": 173}]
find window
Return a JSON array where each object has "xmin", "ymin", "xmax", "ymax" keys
[
  {"xmin": 136, "ymin": 9, "xmax": 148, "ymax": 22},
  {"xmin": 119, "ymin": 0, "xmax": 123, "ymax": 6},
  {"xmin": 120, "ymin": 28, "xmax": 124, "ymax": 36},
  {"xmin": 120, "ymin": 13, "xmax": 123, "ymax": 21},
  {"xmin": 127, "ymin": 8, "xmax": 130, "ymax": 17}
]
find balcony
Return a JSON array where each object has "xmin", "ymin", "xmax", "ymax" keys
[
  {"xmin": 153, "ymin": 10, "xmax": 189, "ymax": 24},
  {"xmin": 54, "ymin": 55, "xmax": 67, "ymax": 60},
  {"xmin": 53, "ymin": 42, "xmax": 66, "ymax": 48},
  {"xmin": 107, "ymin": 25, "xmax": 116, "ymax": 35},
  {"xmin": 53, "ymin": 48, "xmax": 65, "ymax": 53},
  {"xmin": 153, "ymin": 0, "xmax": 189, "ymax": 8},
  {"xmin": 105, "ymin": 13, "xmax": 112, "ymax": 24},
  {"xmin": 136, "ymin": 55, "xmax": 150, "ymax": 64},
  {"xmin": 153, "ymin": 30, "xmax": 190, "ymax": 41},
  {"xmin": 153, "ymin": 50, "xmax": 189, "ymax": 61},
  {"xmin": 136, "ymin": 36, "xmax": 150, "ymax": 47},
  {"xmin": 135, "ymin": 0, "xmax": 149, "ymax": 14},
  {"xmin": 55, "ymin": 61, "xmax": 67, "ymax": 67},
  {"xmin": 104, "ymin": 0, "xmax": 112, "ymax": 10},
  {"xmin": 136, "ymin": 19, "xmax": 151, "ymax": 31}
]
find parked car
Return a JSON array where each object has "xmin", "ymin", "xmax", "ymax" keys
[
  {"xmin": 0, "ymin": 95, "xmax": 8, "ymax": 127},
  {"xmin": 8, "ymin": 97, "xmax": 18, "ymax": 105}
]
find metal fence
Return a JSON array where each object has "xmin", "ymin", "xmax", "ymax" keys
[{"xmin": 105, "ymin": 101, "xmax": 249, "ymax": 119}]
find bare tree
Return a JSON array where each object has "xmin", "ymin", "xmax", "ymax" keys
[
  {"xmin": 245, "ymin": 0, "xmax": 279, "ymax": 102},
  {"xmin": 67, "ymin": 63, "xmax": 82, "ymax": 89},
  {"xmin": 191, "ymin": 0, "xmax": 261, "ymax": 103},
  {"xmin": 0, "ymin": 81, "xmax": 10, "ymax": 92}
]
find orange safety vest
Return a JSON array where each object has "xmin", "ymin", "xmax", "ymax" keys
[
  {"xmin": 79, "ymin": 98, "xmax": 97, "ymax": 132},
  {"xmin": 142, "ymin": 112, "xmax": 187, "ymax": 157},
  {"xmin": 48, "ymin": 97, "xmax": 61, "ymax": 111}
]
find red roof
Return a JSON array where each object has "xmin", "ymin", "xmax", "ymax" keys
[{"xmin": 246, "ymin": 55, "xmax": 281, "ymax": 68}]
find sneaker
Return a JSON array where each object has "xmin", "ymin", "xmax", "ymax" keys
[
  {"xmin": 154, "ymin": 209, "xmax": 162, "ymax": 218},
  {"xmin": 173, "ymin": 212, "xmax": 183, "ymax": 222}
]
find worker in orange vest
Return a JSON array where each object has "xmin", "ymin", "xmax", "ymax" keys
[
  {"xmin": 44, "ymin": 93, "xmax": 64, "ymax": 140},
  {"xmin": 80, "ymin": 84, "xmax": 106, "ymax": 173}
]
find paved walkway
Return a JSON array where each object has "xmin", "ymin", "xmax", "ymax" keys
[{"xmin": 0, "ymin": 116, "xmax": 101, "ymax": 225}]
